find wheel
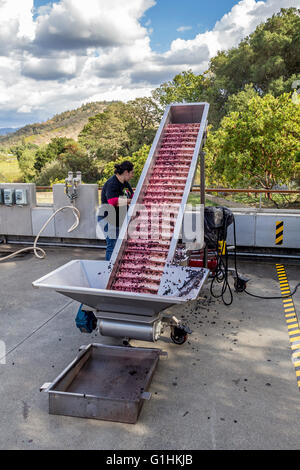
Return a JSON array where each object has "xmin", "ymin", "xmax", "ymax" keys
[{"xmin": 170, "ymin": 326, "xmax": 188, "ymax": 345}]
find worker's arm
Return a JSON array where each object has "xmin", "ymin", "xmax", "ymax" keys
[
  {"xmin": 107, "ymin": 181, "xmax": 133, "ymax": 206},
  {"xmin": 107, "ymin": 196, "xmax": 130, "ymax": 207},
  {"xmin": 106, "ymin": 183, "xmax": 122, "ymax": 206},
  {"xmin": 107, "ymin": 197, "xmax": 119, "ymax": 207}
]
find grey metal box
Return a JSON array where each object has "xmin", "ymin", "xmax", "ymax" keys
[
  {"xmin": 3, "ymin": 188, "xmax": 15, "ymax": 205},
  {"xmin": 15, "ymin": 188, "xmax": 28, "ymax": 205}
]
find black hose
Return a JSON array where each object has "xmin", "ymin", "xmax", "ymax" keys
[
  {"xmin": 232, "ymin": 216, "xmax": 299, "ymax": 300},
  {"xmin": 210, "ymin": 228, "xmax": 233, "ymax": 306},
  {"xmin": 244, "ymin": 283, "xmax": 300, "ymax": 300},
  {"xmin": 209, "ymin": 213, "xmax": 299, "ymax": 305}
]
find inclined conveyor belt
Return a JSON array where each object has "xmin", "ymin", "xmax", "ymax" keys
[{"xmin": 110, "ymin": 123, "xmax": 201, "ymax": 295}]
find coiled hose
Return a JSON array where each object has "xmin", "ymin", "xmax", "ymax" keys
[{"xmin": 0, "ymin": 205, "xmax": 80, "ymax": 262}]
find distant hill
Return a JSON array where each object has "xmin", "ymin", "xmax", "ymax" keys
[
  {"xmin": 0, "ymin": 101, "xmax": 114, "ymax": 147},
  {"xmin": 0, "ymin": 128, "xmax": 19, "ymax": 136}
]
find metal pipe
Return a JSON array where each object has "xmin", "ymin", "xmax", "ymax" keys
[
  {"xmin": 99, "ymin": 319, "xmax": 161, "ymax": 342},
  {"xmin": 229, "ymin": 251, "xmax": 300, "ymax": 260},
  {"xmin": 200, "ymin": 151, "xmax": 205, "ymax": 206},
  {"xmin": 36, "ymin": 185, "xmax": 300, "ymax": 195},
  {"xmin": 200, "ymin": 150, "xmax": 208, "ymax": 268},
  {"xmin": 191, "ymin": 187, "xmax": 300, "ymax": 195}
]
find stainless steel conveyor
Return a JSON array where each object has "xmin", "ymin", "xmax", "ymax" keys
[{"xmin": 33, "ymin": 103, "xmax": 210, "ymax": 344}]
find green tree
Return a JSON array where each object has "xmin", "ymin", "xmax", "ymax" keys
[
  {"xmin": 79, "ymin": 99, "xmax": 159, "ymax": 159},
  {"xmin": 153, "ymin": 8, "xmax": 300, "ymax": 128},
  {"xmin": 126, "ymin": 97, "xmax": 161, "ymax": 152},
  {"xmin": 205, "ymin": 93, "xmax": 300, "ymax": 191},
  {"xmin": 295, "ymin": 151, "xmax": 300, "ymax": 187},
  {"xmin": 11, "ymin": 141, "xmax": 38, "ymax": 182},
  {"xmin": 36, "ymin": 141, "xmax": 101, "ymax": 185},
  {"xmin": 78, "ymin": 102, "xmax": 130, "ymax": 159},
  {"xmin": 34, "ymin": 137, "xmax": 75, "ymax": 172},
  {"xmin": 18, "ymin": 146, "xmax": 38, "ymax": 182},
  {"xmin": 225, "ymin": 84, "xmax": 260, "ymax": 114},
  {"xmin": 152, "ymin": 70, "xmax": 207, "ymax": 108},
  {"xmin": 99, "ymin": 144, "xmax": 150, "ymax": 187},
  {"xmin": 12, "ymin": 141, "xmax": 38, "ymax": 162}
]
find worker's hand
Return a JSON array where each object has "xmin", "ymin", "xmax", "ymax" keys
[
  {"xmin": 118, "ymin": 196, "xmax": 128, "ymax": 207},
  {"xmin": 127, "ymin": 199, "xmax": 132, "ymax": 205}
]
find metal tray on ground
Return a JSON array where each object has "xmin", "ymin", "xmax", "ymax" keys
[{"xmin": 41, "ymin": 343, "xmax": 166, "ymax": 424}]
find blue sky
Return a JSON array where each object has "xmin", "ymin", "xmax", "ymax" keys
[
  {"xmin": 140, "ymin": 0, "xmax": 242, "ymax": 52},
  {"xmin": 0, "ymin": 0, "xmax": 298, "ymax": 127}
]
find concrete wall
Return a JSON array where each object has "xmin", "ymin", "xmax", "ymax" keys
[
  {"xmin": 0, "ymin": 183, "xmax": 99, "ymax": 239},
  {"xmin": 0, "ymin": 183, "xmax": 36, "ymax": 236},
  {"xmin": 226, "ymin": 209, "xmax": 300, "ymax": 249},
  {"xmin": 1, "ymin": 184, "xmax": 299, "ymax": 249}
]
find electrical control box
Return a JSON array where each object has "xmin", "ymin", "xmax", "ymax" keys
[
  {"xmin": 15, "ymin": 188, "xmax": 28, "ymax": 205},
  {"xmin": 3, "ymin": 188, "xmax": 15, "ymax": 205}
]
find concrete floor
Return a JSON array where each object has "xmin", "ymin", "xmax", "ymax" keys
[{"xmin": 0, "ymin": 245, "xmax": 300, "ymax": 450}]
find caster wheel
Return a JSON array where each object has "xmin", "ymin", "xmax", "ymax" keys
[{"xmin": 170, "ymin": 326, "xmax": 188, "ymax": 345}]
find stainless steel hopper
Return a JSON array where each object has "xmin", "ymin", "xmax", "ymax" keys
[{"xmin": 33, "ymin": 259, "xmax": 209, "ymax": 315}]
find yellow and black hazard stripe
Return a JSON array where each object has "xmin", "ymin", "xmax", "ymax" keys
[
  {"xmin": 276, "ymin": 264, "xmax": 300, "ymax": 390},
  {"xmin": 275, "ymin": 221, "xmax": 284, "ymax": 245},
  {"xmin": 218, "ymin": 240, "xmax": 226, "ymax": 256}
]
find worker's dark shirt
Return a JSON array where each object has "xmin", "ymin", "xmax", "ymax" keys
[{"xmin": 100, "ymin": 175, "xmax": 133, "ymax": 227}]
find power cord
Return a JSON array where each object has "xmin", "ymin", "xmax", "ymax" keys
[
  {"xmin": 232, "ymin": 216, "xmax": 300, "ymax": 300},
  {"xmin": 0, "ymin": 204, "xmax": 80, "ymax": 262},
  {"xmin": 243, "ymin": 284, "xmax": 300, "ymax": 300},
  {"xmin": 210, "ymin": 229, "xmax": 234, "ymax": 306},
  {"xmin": 210, "ymin": 214, "xmax": 299, "ymax": 304}
]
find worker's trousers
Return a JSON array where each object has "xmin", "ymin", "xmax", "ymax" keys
[{"xmin": 104, "ymin": 224, "xmax": 119, "ymax": 261}]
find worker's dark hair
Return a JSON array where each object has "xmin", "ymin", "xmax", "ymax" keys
[{"xmin": 114, "ymin": 161, "xmax": 134, "ymax": 175}]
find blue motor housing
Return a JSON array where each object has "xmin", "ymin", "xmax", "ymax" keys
[{"xmin": 75, "ymin": 304, "xmax": 97, "ymax": 333}]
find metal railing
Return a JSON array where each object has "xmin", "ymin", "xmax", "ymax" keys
[
  {"xmin": 191, "ymin": 186, "xmax": 300, "ymax": 195},
  {"xmin": 36, "ymin": 186, "xmax": 300, "ymax": 195},
  {"xmin": 35, "ymin": 185, "xmax": 300, "ymax": 209}
]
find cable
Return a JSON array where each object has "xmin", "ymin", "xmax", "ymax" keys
[
  {"xmin": 209, "ymin": 212, "xmax": 299, "ymax": 304},
  {"xmin": 210, "ymin": 226, "xmax": 233, "ymax": 306},
  {"xmin": 244, "ymin": 284, "xmax": 300, "ymax": 300},
  {"xmin": 0, "ymin": 204, "xmax": 80, "ymax": 262},
  {"xmin": 232, "ymin": 216, "xmax": 300, "ymax": 300}
]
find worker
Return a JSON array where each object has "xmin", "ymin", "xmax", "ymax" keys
[{"xmin": 99, "ymin": 161, "xmax": 134, "ymax": 261}]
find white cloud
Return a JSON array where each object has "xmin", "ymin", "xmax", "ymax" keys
[
  {"xmin": 161, "ymin": 0, "xmax": 300, "ymax": 64},
  {"xmin": 33, "ymin": 0, "xmax": 156, "ymax": 51},
  {"xmin": 21, "ymin": 54, "xmax": 81, "ymax": 80},
  {"xmin": 133, "ymin": 0, "xmax": 300, "ymax": 82},
  {"xmin": 0, "ymin": 0, "xmax": 299, "ymax": 127},
  {"xmin": 0, "ymin": 0, "xmax": 35, "ymax": 54},
  {"xmin": 0, "ymin": 0, "xmax": 35, "ymax": 39},
  {"xmin": 176, "ymin": 25, "xmax": 193, "ymax": 32}
]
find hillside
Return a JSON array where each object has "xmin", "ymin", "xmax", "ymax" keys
[{"xmin": 0, "ymin": 101, "xmax": 114, "ymax": 147}]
